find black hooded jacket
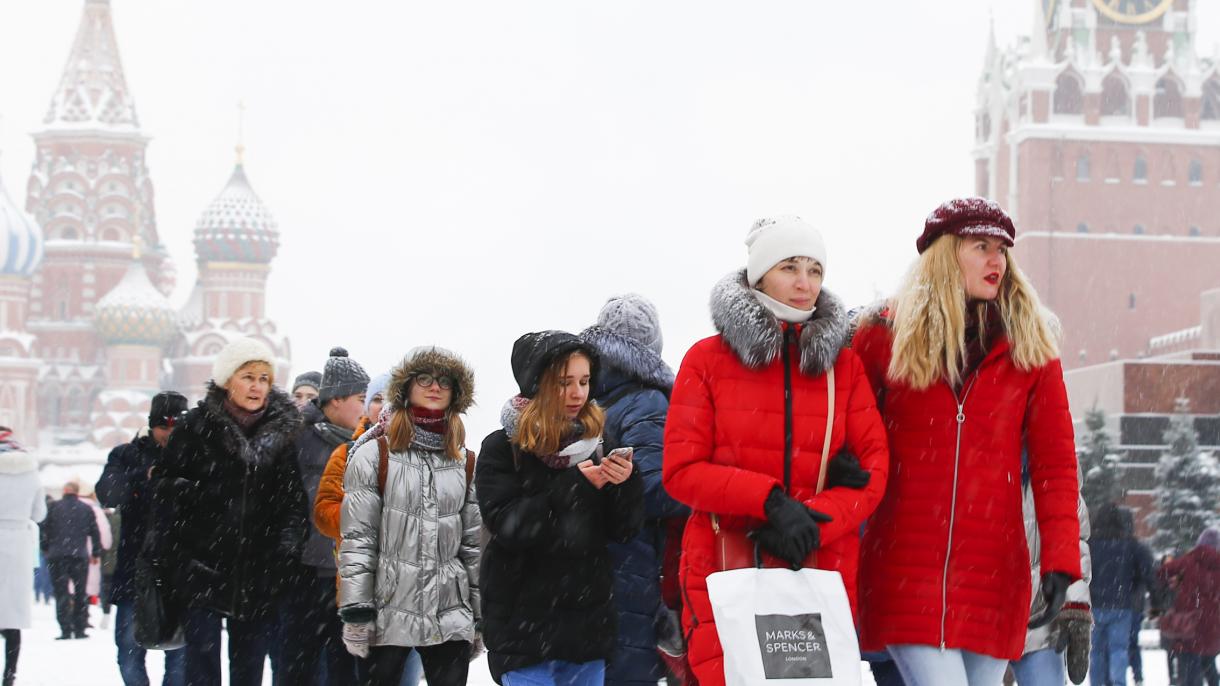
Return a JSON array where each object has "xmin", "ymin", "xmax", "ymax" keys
[{"xmin": 146, "ymin": 384, "xmax": 307, "ymax": 621}]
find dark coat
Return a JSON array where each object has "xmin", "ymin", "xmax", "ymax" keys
[
  {"xmin": 582, "ymin": 324, "xmax": 686, "ymax": 686},
  {"xmin": 476, "ymin": 428, "xmax": 645, "ymax": 684},
  {"xmin": 1088, "ymin": 504, "xmax": 1153, "ymax": 611},
  {"xmin": 40, "ymin": 493, "xmax": 101, "ymax": 560},
  {"xmin": 147, "ymin": 384, "xmax": 307, "ymax": 621},
  {"xmin": 294, "ymin": 401, "xmax": 351, "ymax": 573},
  {"xmin": 95, "ymin": 434, "xmax": 160, "ymax": 603},
  {"xmin": 1161, "ymin": 544, "xmax": 1220, "ymax": 654}
]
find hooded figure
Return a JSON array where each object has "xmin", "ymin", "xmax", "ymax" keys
[
  {"xmin": 0, "ymin": 431, "xmax": 47, "ymax": 686},
  {"xmin": 477, "ymin": 330, "xmax": 645, "ymax": 685},
  {"xmin": 582, "ymin": 294, "xmax": 687, "ymax": 686},
  {"xmin": 1158, "ymin": 527, "xmax": 1220, "ymax": 684}
]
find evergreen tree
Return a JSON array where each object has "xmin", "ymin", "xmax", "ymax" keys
[
  {"xmin": 1152, "ymin": 398, "xmax": 1220, "ymax": 555},
  {"xmin": 1078, "ymin": 408, "xmax": 1124, "ymax": 516}
]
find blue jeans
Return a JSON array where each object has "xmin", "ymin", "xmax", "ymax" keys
[
  {"xmin": 114, "ymin": 601, "xmax": 185, "ymax": 686},
  {"xmin": 501, "ymin": 659, "xmax": 606, "ymax": 686},
  {"xmin": 182, "ymin": 608, "xmax": 273, "ymax": 686},
  {"xmin": 1089, "ymin": 608, "xmax": 1132, "ymax": 686},
  {"xmin": 888, "ymin": 645, "xmax": 1008, "ymax": 686},
  {"xmin": 1011, "ymin": 648, "xmax": 1066, "ymax": 686}
]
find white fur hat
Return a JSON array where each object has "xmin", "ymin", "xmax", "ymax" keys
[
  {"xmin": 211, "ymin": 337, "xmax": 276, "ymax": 385},
  {"xmin": 745, "ymin": 216, "xmax": 827, "ymax": 286}
]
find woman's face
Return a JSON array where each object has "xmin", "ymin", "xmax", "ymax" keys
[
  {"xmin": 956, "ymin": 236, "xmax": 1008, "ymax": 301},
  {"xmin": 366, "ymin": 393, "xmax": 384, "ymax": 422},
  {"xmin": 559, "ymin": 354, "xmax": 592, "ymax": 420},
  {"xmin": 225, "ymin": 363, "xmax": 273, "ymax": 412},
  {"xmin": 408, "ymin": 373, "xmax": 453, "ymax": 412},
  {"xmin": 757, "ymin": 257, "xmax": 823, "ymax": 310}
]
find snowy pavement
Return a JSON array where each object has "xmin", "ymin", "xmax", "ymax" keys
[{"xmin": 15, "ymin": 600, "xmax": 1180, "ymax": 685}]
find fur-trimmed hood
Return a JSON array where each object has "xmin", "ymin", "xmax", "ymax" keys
[
  {"xmin": 710, "ymin": 269, "xmax": 849, "ymax": 377},
  {"xmin": 388, "ymin": 346, "xmax": 475, "ymax": 415},
  {"xmin": 186, "ymin": 383, "xmax": 302, "ymax": 467},
  {"xmin": 580, "ymin": 325, "xmax": 674, "ymax": 394},
  {"xmin": 0, "ymin": 450, "xmax": 37, "ymax": 475}
]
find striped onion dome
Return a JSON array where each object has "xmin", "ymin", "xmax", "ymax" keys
[
  {"xmin": 0, "ymin": 167, "xmax": 43, "ymax": 277},
  {"xmin": 193, "ymin": 163, "xmax": 279, "ymax": 264}
]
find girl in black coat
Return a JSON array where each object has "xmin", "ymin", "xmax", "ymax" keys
[
  {"xmin": 477, "ymin": 331, "xmax": 645, "ymax": 686},
  {"xmin": 146, "ymin": 338, "xmax": 306, "ymax": 686}
]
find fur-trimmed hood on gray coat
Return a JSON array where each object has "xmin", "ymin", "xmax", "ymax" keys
[{"xmin": 710, "ymin": 269, "xmax": 849, "ymax": 377}]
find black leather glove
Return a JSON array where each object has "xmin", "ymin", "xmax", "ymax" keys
[
  {"xmin": 825, "ymin": 451, "xmax": 870, "ymax": 490},
  {"xmin": 1028, "ymin": 572, "xmax": 1071, "ymax": 629},
  {"xmin": 759, "ymin": 489, "xmax": 833, "ymax": 566}
]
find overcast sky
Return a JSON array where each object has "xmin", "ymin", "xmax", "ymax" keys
[{"xmin": 2, "ymin": 1, "xmax": 1217, "ymax": 437}]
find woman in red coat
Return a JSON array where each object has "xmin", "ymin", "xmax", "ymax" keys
[
  {"xmin": 663, "ymin": 216, "xmax": 890, "ymax": 686},
  {"xmin": 852, "ymin": 198, "xmax": 1081, "ymax": 686}
]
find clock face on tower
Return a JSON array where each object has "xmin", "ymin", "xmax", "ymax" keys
[{"xmin": 1090, "ymin": 0, "xmax": 1175, "ymax": 25}]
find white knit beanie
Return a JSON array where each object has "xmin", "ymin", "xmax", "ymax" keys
[
  {"xmin": 211, "ymin": 337, "xmax": 276, "ymax": 386},
  {"xmin": 745, "ymin": 216, "xmax": 827, "ymax": 286}
]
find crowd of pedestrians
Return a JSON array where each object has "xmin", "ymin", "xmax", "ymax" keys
[{"xmin": 0, "ymin": 198, "xmax": 1218, "ymax": 686}]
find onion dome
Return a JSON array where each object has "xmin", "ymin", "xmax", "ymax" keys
[
  {"xmin": 0, "ymin": 166, "xmax": 43, "ymax": 277},
  {"xmin": 94, "ymin": 253, "xmax": 177, "ymax": 346},
  {"xmin": 193, "ymin": 163, "xmax": 279, "ymax": 264}
]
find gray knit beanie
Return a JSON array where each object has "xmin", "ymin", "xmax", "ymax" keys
[
  {"xmin": 318, "ymin": 347, "xmax": 370, "ymax": 403},
  {"xmin": 292, "ymin": 371, "xmax": 322, "ymax": 393},
  {"xmin": 596, "ymin": 293, "xmax": 664, "ymax": 355}
]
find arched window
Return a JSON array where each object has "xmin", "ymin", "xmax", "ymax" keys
[
  {"xmin": 101, "ymin": 227, "xmax": 120, "ymax": 241},
  {"xmin": 1134, "ymin": 156, "xmax": 1148, "ymax": 183},
  {"xmin": 1189, "ymin": 226, "xmax": 1201, "ymax": 236},
  {"xmin": 1154, "ymin": 76, "xmax": 1185, "ymax": 119},
  {"xmin": 1076, "ymin": 223, "xmax": 1089, "ymax": 233},
  {"xmin": 1129, "ymin": 294, "xmax": 1137, "ymax": 310},
  {"xmin": 1054, "ymin": 72, "xmax": 1085, "ymax": 115},
  {"xmin": 1077, "ymin": 153, "xmax": 1091, "ymax": 181},
  {"xmin": 1189, "ymin": 160, "xmax": 1203, "ymax": 185},
  {"xmin": 59, "ymin": 227, "xmax": 78, "ymax": 240},
  {"xmin": 1133, "ymin": 224, "xmax": 1145, "ymax": 235},
  {"xmin": 1100, "ymin": 73, "xmax": 1131, "ymax": 117}
]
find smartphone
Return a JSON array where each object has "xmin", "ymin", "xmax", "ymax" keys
[{"xmin": 606, "ymin": 447, "xmax": 633, "ymax": 463}]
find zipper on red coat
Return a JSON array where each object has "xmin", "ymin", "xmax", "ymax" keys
[
  {"xmin": 940, "ymin": 373, "xmax": 978, "ymax": 650},
  {"xmin": 781, "ymin": 325, "xmax": 795, "ymax": 493}
]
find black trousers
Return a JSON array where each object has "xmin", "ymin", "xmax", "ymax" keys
[
  {"xmin": 48, "ymin": 556, "xmax": 89, "ymax": 635},
  {"xmin": 366, "ymin": 641, "xmax": 470, "ymax": 686},
  {"xmin": 278, "ymin": 568, "xmax": 357, "ymax": 685},
  {"xmin": 1, "ymin": 629, "xmax": 18, "ymax": 681}
]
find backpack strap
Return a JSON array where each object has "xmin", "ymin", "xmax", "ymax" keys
[
  {"xmin": 376, "ymin": 436, "xmax": 389, "ymax": 496},
  {"xmin": 464, "ymin": 449, "xmax": 476, "ymax": 488}
]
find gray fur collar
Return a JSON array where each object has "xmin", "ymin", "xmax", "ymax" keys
[
  {"xmin": 0, "ymin": 450, "xmax": 37, "ymax": 475},
  {"xmin": 580, "ymin": 325, "xmax": 675, "ymax": 391},
  {"xmin": 189, "ymin": 383, "xmax": 302, "ymax": 467},
  {"xmin": 710, "ymin": 269, "xmax": 849, "ymax": 376}
]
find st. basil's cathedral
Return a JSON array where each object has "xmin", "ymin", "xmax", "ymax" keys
[{"xmin": 0, "ymin": 0, "xmax": 291, "ymax": 453}]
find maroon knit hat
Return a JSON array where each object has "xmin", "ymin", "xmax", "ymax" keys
[{"xmin": 917, "ymin": 197, "xmax": 1016, "ymax": 254}]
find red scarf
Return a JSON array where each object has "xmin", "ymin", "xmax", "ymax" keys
[
  {"xmin": 223, "ymin": 396, "xmax": 267, "ymax": 435},
  {"xmin": 410, "ymin": 407, "xmax": 447, "ymax": 435}
]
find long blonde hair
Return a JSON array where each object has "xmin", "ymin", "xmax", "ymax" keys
[
  {"xmin": 887, "ymin": 235, "xmax": 1059, "ymax": 390},
  {"xmin": 516, "ymin": 352, "xmax": 605, "ymax": 456},
  {"xmin": 386, "ymin": 407, "xmax": 466, "ymax": 460}
]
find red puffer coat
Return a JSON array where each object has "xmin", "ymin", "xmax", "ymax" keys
[
  {"xmin": 852, "ymin": 313, "xmax": 1081, "ymax": 660},
  {"xmin": 663, "ymin": 271, "xmax": 890, "ymax": 686}
]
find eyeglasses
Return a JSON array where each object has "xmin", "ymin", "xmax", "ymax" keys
[{"xmin": 413, "ymin": 374, "xmax": 454, "ymax": 390}]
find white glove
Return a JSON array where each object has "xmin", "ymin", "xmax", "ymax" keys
[
  {"xmin": 469, "ymin": 633, "xmax": 485, "ymax": 663},
  {"xmin": 342, "ymin": 622, "xmax": 373, "ymax": 658}
]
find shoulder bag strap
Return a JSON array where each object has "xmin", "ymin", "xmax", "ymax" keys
[
  {"xmin": 376, "ymin": 436, "xmax": 389, "ymax": 496},
  {"xmin": 815, "ymin": 366, "xmax": 836, "ymax": 495}
]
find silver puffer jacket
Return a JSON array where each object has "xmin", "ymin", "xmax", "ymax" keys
[
  {"xmin": 1022, "ymin": 471, "xmax": 1092, "ymax": 654},
  {"xmin": 339, "ymin": 440, "xmax": 481, "ymax": 647}
]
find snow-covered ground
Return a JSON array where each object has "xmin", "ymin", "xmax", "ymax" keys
[{"xmin": 14, "ymin": 600, "xmax": 1178, "ymax": 685}]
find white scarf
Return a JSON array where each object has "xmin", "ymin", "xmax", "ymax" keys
[{"xmin": 752, "ymin": 289, "xmax": 816, "ymax": 324}]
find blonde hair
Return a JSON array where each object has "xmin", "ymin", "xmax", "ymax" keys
[
  {"xmin": 515, "ymin": 352, "xmax": 604, "ymax": 456},
  {"xmin": 887, "ymin": 235, "xmax": 1059, "ymax": 390}
]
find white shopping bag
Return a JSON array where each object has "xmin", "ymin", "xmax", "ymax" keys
[{"xmin": 706, "ymin": 567, "xmax": 861, "ymax": 686}]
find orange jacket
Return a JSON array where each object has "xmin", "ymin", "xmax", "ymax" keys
[{"xmin": 313, "ymin": 415, "xmax": 372, "ymax": 541}]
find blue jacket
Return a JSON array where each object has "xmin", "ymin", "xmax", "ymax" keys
[
  {"xmin": 1088, "ymin": 504, "xmax": 1153, "ymax": 611},
  {"xmin": 583, "ymin": 325, "xmax": 688, "ymax": 686},
  {"xmin": 95, "ymin": 434, "xmax": 159, "ymax": 603}
]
